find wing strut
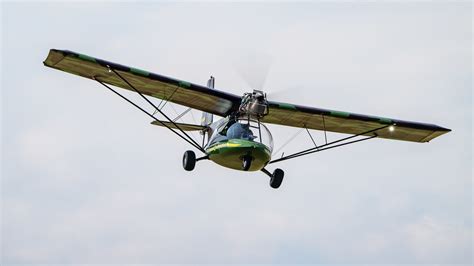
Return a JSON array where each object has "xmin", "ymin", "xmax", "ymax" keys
[
  {"xmin": 305, "ymin": 126, "xmax": 318, "ymax": 149},
  {"xmin": 94, "ymin": 76, "xmax": 206, "ymax": 153},
  {"xmin": 108, "ymin": 67, "xmax": 205, "ymax": 151},
  {"xmin": 322, "ymin": 114, "xmax": 328, "ymax": 144},
  {"xmin": 269, "ymin": 124, "xmax": 391, "ymax": 164}
]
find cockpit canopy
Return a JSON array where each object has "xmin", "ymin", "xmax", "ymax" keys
[
  {"xmin": 227, "ymin": 122, "xmax": 256, "ymax": 140},
  {"xmin": 208, "ymin": 118, "xmax": 273, "ymax": 152}
]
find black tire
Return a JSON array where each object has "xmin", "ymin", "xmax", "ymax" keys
[
  {"xmin": 182, "ymin": 150, "xmax": 196, "ymax": 171},
  {"xmin": 242, "ymin": 155, "xmax": 252, "ymax": 171},
  {"xmin": 270, "ymin": 168, "xmax": 284, "ymax": 189}
]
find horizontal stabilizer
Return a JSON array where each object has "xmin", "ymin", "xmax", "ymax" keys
[{"xmin": 151, "ymin": 120, "xmax": 207, "ymax": 131}]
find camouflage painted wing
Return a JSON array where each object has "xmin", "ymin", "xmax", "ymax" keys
[
  {"xmin": 43, "ymin": 49, "xmax": 241, "ymax": 116},
  {"xmin": 261, "ymin": 101, "xmax": 451, "ymax": 143}
]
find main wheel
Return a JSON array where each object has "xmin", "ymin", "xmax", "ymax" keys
[
  {"xmin": 269, "ymin": 168, "xmax": 284, "ymax": 189},
  {"xmin": 182, "ymin": 150, "xmax": 196, "ymax": 171},
  {"xmin": 242, "ymin": 155, "xmax": 252, "ymax": 171}
]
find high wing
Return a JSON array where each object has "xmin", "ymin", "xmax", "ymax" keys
[
  {"xmin": 262, "ymin": 101, "xmax": 451, "ymax": 143},
  {"xmin": 43, "ymin": 49, "xmax": 241, "ymax": 116}
]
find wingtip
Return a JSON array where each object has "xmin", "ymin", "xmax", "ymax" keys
[
  {"xmin": 438, "ymin": 126, "xmax": 452, "ymax": 133},
  {"xmin": 44, "ymin": 49, "xmax": 67, "ymax": 67}
]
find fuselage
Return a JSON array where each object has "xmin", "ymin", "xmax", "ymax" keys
[{"xmin": 204, "ymin": 117, "xmax": 273, "ymax": 171}]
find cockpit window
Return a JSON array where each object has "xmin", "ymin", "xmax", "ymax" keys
[
  {"xmin": 226, "ymin": 122, "xmax": 256, "ymax": 141},
  {"xmin": 206, "ymin": 118, "xmax": 273, "ymax": 152}
]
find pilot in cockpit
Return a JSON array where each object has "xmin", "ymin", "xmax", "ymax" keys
[{"xmin": 226, "ymin": 122, "xmax": 256, "ymax": 141}]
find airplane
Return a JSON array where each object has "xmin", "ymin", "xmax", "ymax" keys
[{"xmin": 43, "ymin": 49, "xmax": 451, "ymax": 189}]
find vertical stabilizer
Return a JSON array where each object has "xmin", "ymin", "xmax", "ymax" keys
[
  {"xmin": 201, "ymin": 76, "xmax": 215, "ymax": 126},
  {"xmin": 200, "ymin": 76, "xmax": 215, "ymax": 147}
]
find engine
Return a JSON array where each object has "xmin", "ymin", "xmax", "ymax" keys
[{"xmin": 238, "ymin": 90, "xmax": 269, "ymax": 119}]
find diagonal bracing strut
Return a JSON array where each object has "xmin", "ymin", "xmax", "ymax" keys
[
  {"xmin": 108, "ymin": 68, "xmax": 204, "ymax": 150},
  {"xmin": 94, "ymin": 76, "xmax": 206, "ymax": 153},
  {"xmin": 269, "ymin": 124, "xmax": 391, "ymax": 164}
]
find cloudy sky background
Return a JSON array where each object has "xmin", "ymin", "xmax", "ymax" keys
[{"xmin": 1, "ymin": 1, "xmax": 472, "ymax": 264}]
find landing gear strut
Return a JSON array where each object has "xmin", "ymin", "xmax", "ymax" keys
[{"xmin": 262, "ymin": 168, "xmax": 285, "ymax": 189}]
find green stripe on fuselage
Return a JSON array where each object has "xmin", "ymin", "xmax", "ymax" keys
[{"xmin": 206, "ymin": 139, "xmax": 271, "ymax": 171}]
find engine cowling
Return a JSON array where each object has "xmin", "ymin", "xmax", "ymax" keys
[{"xmin": 239, "ymin": 90, "xmax": 269, "ymax": 118}]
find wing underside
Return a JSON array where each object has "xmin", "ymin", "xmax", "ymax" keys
[
  {"xmin": 44, "ymin": 49, "xmax": 450, "ymax": 143},
  {"xmin": 43, "ymin": 49, "xmax": 241, "ymax": 116},
  {"xmin": 262, "ymin": 101, "xmax": 450, "ymax": 142}
]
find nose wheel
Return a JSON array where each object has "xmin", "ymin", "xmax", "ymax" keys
[{"xmin": 261, "ymin": 168, "xmax": 285, "ymax": 189}]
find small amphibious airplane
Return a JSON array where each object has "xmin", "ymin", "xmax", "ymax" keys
[{"xmin": 44, "ymin": 49, "xmax": 450, "ymax": 189}]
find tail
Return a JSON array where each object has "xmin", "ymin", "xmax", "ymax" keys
[
  {"xmin": 200, "ymin": 76, "xmax": 215, "ymax": 147},
  {"xmin": 201, "ymin": 76, "xmax": 214, "ymax": 127}
]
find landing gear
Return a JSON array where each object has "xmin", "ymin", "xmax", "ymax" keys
[
  {"xmin": 182, "ymin": 150, "xmax": 196, "ymax": 171},
  {"xmin": 270, "ymin": 168, "xmax": 284, "ymax": 189},
  {"xmin": 262, "ymin": 168, "xmax": 285, "ymax": 189},
  {"xmin": 242, "ymin": 155, "xmax": 252, "ymax": 171}
]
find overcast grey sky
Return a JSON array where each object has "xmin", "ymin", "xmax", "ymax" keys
[{"xmin": 1, "ymin": 1, "xmax": 472, "ymax": 264}]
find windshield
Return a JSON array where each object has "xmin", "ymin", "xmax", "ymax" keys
[
  {"xmin": 208, "ymin": 118, "xmax": 273, "ymax": 152},
  {"xmin": 227, "ymin": 123, "xmax": 256, "ymax": 140}
]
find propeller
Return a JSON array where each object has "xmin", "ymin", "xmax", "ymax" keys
[
  {"xmin": 231, "ymin": 49, "xmax": 301, "ymax": 101},
  {"xmin": 265, "ymin": 86, "xmax": 304, "ymax": 102},
  {"xmin": 231, "ymin": 49, "xmax": 273, "ymax": 92}
]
